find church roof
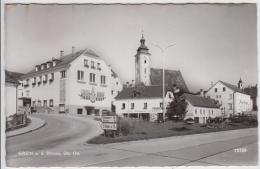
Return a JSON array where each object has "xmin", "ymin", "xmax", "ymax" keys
[
  {"xmin": 183, "ymin": 93, "xmax": 220, "ymax": 108},
  {"xmin": 115, "ymin": 85, "xmax": 171, "ymax": 100},
  {"xmin": 150, "ymin": 68, "xmax": 189, "ymax": 92}
]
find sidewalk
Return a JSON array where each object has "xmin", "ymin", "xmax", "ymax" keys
[{"xmin": 6, "ymin": 115, "xmax": 46, "ymax": 137}]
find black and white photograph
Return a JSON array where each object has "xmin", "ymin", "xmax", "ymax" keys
[{"xmin": 1, "ymin": 0, "xmax": 258, "ymax": 167}]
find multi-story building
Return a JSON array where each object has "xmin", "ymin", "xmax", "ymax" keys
[
  {"xmin": 18, "ymin": 48, "xmax": 122, "ymax": 115},
  {"xmin": 184, "ymin": 93, "xmax": 221, "ymax": 124},
  {"xmin": 5, "ymin": 70, "xmax": 23, "ymax": 118},
  {"xmin": 205, "ymin": 80, "xmax": 253, "ymax": 117}
]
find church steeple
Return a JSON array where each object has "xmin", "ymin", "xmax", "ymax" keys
[
  {"xmin": 137, "ymin": 33, "xmax": 149, "ymax": 52},
  {"xmin": 135, "ymin": 33, "xmax": 151, "ymax": 86},
  {"xmin": 238, "ymin": 78, "xmax": 243, "ymax": 89}
]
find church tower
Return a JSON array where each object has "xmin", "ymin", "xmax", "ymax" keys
[{"xmin": 135, "ymin": 34, "xmax": 151, "ymax": 86}]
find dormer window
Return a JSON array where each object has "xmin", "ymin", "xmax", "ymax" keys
[
  {"xmin": 46, "ymin": 62, "xmax": 52, "ymax": 68},
  {"xmin": 35, "ymin": 65, "xmax": 40, "ymax": 71},
  {"xmin": 41, "ymin": 64, "xmax": 45, "ymax": 70}
]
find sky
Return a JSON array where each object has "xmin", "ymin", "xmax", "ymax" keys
[{"xmin": 4, "ymin": 3, "xmax": 257, "ymax": 92}]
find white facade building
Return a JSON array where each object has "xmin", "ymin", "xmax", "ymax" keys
[
  {"xmin": 18, "ymin": 48, "xmax": 122, "ymax": 115},
  {"xmin": 184, "ymin": 93, "xmax": 221, "ymax": 124},
  {"xmin": 115, "ymin": 86, "xmax": 174, "ymax": 122},
  {"xmin": 5, "ymin": 70, "xmax": 22, "ymax": 118},
  {"xmin": 206, "ymin": 80, "xmax": 253, "ymax": 117}
]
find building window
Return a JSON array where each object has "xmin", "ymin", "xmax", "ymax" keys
[
  {"xmin": 90, "ymin": 73, "xmax": 96, "ymax": 83},
  {"xmin": 195, "ymin": 109, "xmax": 197, "ymax": 114},
  {"xmin": 144, "ymin": 60, "xmax": 146, "ymax": 64},
  {"xmin": 219, "ymin": 95, "xmax": 221, "ymax": 98},
  {"xmin": 101, "ymin": 75, "xmax": 106, "ymax": 84},
  {"xmin": 212, "ymin": 110, "xmax": 214, "ymax": 115},
  {"xmin": 84, "ymin": 59, "xmax": 89, "ymax": 67},
  {"xmin": 77, "ymin": 108, "xmax": 83, "ymax": 115},
  {"xmin": 223, "ymin": 87, "xmax": 226, "ymax": 92},
  {"xmin": 131, "ymin": 103, "xmax": 134, "ymax": 109},
  {"xmin": 38, "ymin": 100, "xmax": 42, "ymax": 106},
  {"xmin": 49, "ymin": 73, "xmax": 54, "ymax": 82},
  {"xmin": 44, "ymin": 74, "xmax": 48, "ymax": 83},
  {"xmin": 122, "ymin": 103, "xmax": 125, "ymax": 110},
  {"xmin": 97, "ymin": 63, "xmax": 101, "ymax": 70},
  {"xmin": 60, "ymin": 70, "xmax": 66, "ymax": 79},
  {"xmin": 38, "ymin": 76, "xmax": 42, "ymax": 85},
  {"xmin": 160, "ymin": 102, "xmax": 163, "ymax": 108},
  {"xmin": 111, "ymin": 90, "xmax": 114, "ymax": 95},
  {"xmin": 77, "ymin": 70, "xmax": 84, "ymax": 81},
  {"xmin": 49, "ymin": 99, "xmax": 53, "ymax": 107},
  {"xmin": 144, "ymin": 102, "xmax": 147, "ymax": 109},
  {"xmin": 32, "ymin": 77, "xmax": 36, "ymax": 85},
  {"xmin": 200, "ymin": 109, "xmax": 202, "ymax": 114},
  {"xmin": 43, "ymin": 100, "xmax": 47, "ymax": 106},
  {"xmin": 91, "ymin": 61, "xmax": 95, "ymax": 69},
  {"xmin": 215, "ymin": 88, "xmax": 217, "ymax": 92},
  {"xmin": 228, "ymin": 103, "xmax": 233, "ymax": 110}
]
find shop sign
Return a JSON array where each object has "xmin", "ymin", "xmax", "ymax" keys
[
  {"xmin": 79, "ymin": 87, "xmax": 105, "ymax": 103},
  {"xmin": 102, "ymin": 123, "xmax": 117, "ymax": 130},
  {"xmin": 102, "ymin": 116, "xmax": 117, "ymax": 123}
]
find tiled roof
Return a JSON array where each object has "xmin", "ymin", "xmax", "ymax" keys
[
  {"xmin": 183, "ymin": 93, "xmax": 220, "ymax": 108},
  {"xmin": 5, "ymin": 70, "xmax": 23, "ymax": 84},
  {"xmin": 20, "ymin": 49, "xmax": 99, "ymax": 79},
  {"xmin": 115, "ymin": 85, "xmax": 171, "ymax": 100},
  {"xmin": 219, "ymin": 81, "xmax": 246, "ymax": 94},
  {"xmin": 150, "ymin": 68, "xmax": 189, "ymax": 92}
]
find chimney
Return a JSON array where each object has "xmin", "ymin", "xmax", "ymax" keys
[
  {"xmin": 60, "ymin": 50, "xmax": 64, "ymax": 58},
  {"xmin": 72, "ymin": 46, "xmax": 75, "ymax": 54},
  {"xmin": 200, "ymin": 89, "xmax": 204, "ymax": 97}
]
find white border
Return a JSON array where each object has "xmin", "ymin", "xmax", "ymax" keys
[{"xmin": 1, "ymin": 1, "xmax": 259, "ymax": 169}]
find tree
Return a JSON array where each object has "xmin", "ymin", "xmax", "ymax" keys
[
  {"xmin": 167, "ymin": 96, "xmax": 187, "ymax": 121},
  {"xmin": 167, "ymin": 84, "xmax": 187, "ymax": 121}
]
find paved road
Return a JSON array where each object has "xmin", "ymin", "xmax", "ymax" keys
[
  {"xmin": 6, "ymin": 114, "xmax": 258, "ymax": 167},
  {"xmin": 6, "ymin": 114, "xmax": 103, "ymax": 166}
]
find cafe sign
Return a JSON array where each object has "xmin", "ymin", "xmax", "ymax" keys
[{"xmin": 79, "ymin": 87, "xmax": 105, "ymax": 103}]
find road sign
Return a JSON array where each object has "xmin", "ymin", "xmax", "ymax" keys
[
  {"xmin": 102, "ymin": 123, "xmax": 117, "ymax": 130},
  {"xmin": 102, "ymin": 116, "xmax": 117, "ymax": 123}
]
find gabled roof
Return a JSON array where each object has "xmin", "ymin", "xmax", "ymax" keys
[
  {"xmin": 150, "ymin": 68, "xmax": 189, "ymax": 92},
  {"xmin": 20, "ymin": 49, "xmax": 99, "ymax": 79},
  {"xmin": 5, "ymin": 70, "xmax": 23, "ymax": 84},
  {"xmin": 115, "ymin": 85, "xmax": 171, "ymax": 100},
  {"xmin": 183, "ymin": 93, "xmax": 220, "ymax": 108},
  {"xmin": 219, "ymin": 81, "xmax": 246, "ymax": 94}
]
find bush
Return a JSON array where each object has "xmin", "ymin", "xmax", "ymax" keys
[{"xmin": 118, "ymin": 118, "xmax": 133, "ymax": 136}]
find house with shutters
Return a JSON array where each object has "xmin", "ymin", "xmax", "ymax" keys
[{"xmin": 18, "ymin": 48, "xmax": 122, "ymax": 116}]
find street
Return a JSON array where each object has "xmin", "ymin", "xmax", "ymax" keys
[{"xmin": 6, "ymin": 114, "xmax": 258, "ymax": 167}]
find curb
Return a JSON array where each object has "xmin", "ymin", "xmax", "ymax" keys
[{"xmin": 6, "ymin": 117, "xmax": 47, "ymax": 138}]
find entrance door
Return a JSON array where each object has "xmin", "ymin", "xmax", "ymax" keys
[{"xmin": 85, "ymin": 106, "xmax": 94, "ymax": 115}]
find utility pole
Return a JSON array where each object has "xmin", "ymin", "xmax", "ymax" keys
[{"xmin": 149, "ymin": 42, "xmax": 176, "ymax": 122}]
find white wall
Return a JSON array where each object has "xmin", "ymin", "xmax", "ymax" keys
[
  {"xmin": 184, "ymin": 100, "xmax": 221, "ymax": 124},
  {"xmin": 68, "ymin": 54, "xmax": 113, "ymax": 110},
  {"xmin": 234, "ymin": 92, "xmax": 253, "ymax": 113},
  {"xmin": 5, "ymin": 83, "xmax": 17, "ymax": 117},
  {"xmin": 206, "ymin": 81, "xmax": 253, "ymax": 116},
  {"xmin": 20, "ymin": 70, "xmax": 62, "ymax": 108}
]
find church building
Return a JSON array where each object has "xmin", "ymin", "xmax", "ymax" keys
[{"xmin": 114, "ymin": 34, "xmax": 189, "ymax": 122}]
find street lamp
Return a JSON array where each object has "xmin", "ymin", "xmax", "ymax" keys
[{"xmin": 149, "ymin": 42, "xmax": 176, "ymax": 122}]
